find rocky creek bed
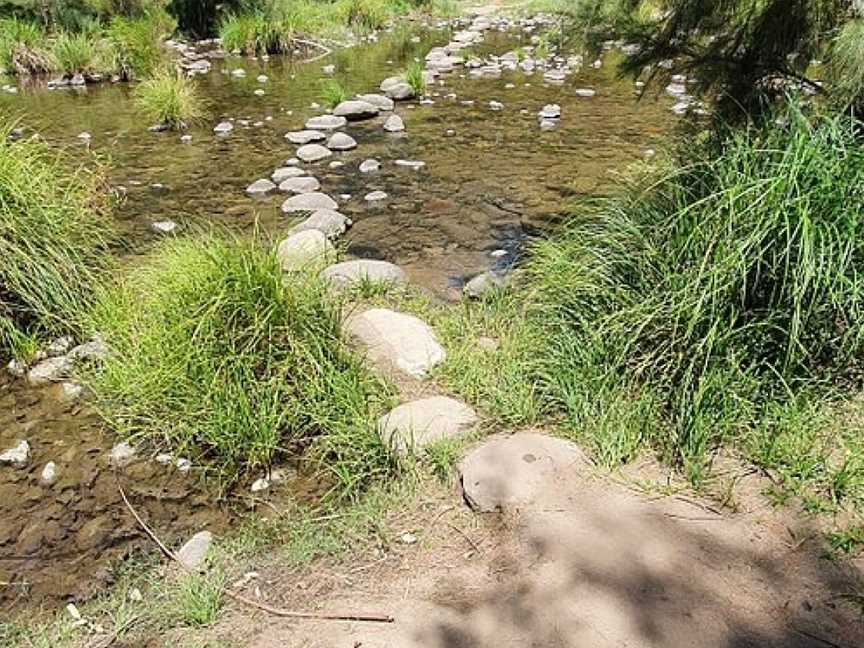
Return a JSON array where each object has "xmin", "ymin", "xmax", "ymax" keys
[{"xmin": 0, "ymin": 10, "xmax": 682, "ymax": 616}]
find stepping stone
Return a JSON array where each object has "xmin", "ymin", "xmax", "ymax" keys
[
  {"xmin": 321, "ymin": 259, "xmax": 405, "ymax": 289},
  {"xmin": 289, "ymin": 209, "xmax": 351, "ymax": 238},
  {"xmin": 458, "ymin": 433, "xmax": 587, "ymax": 512},
  {"xmin": 279, "ymin": 176, "xmax": 320, "ymax": 194},
  {"xmin": 305, "ymin": 115, "xmax": 347, "ymax": 130},
  {"xmin": 378, "ymin": 396, "xmax": 478, "ymax": 455},
  {"xmin": 296, "ymin": 144, "xmax": 332, "ymax": 162},
  {"xmin": 276, "ymin": 230, "xmax": 335, "ymax": 271},
  {"xmin": 285, "ymin": 129, "xmax": 326, "ymax": 144},
  {"xmin": 383, "ymin": 115, "xmax": 405, "ymax": 132},
  {"xmin": 345, "ymin": 308, "xmax": 445, "ymax": 379},
  {"xmin": 359, "ymin": 159, "xmax": 381, "ymax": 173},
  {"xmin": 327, "ymin": 132, "xmax": 357, "ymax": 151},
  {"xmin": 380, "ymin": 76, "xmax": 403, "ymax": 92},
  {"xmin": 355, "ymin": 93, "xmax": 394, "ymax": 111},
  {"xmin": 246, "ymin": 178, "xmax": 276, "ymax": 195},
  {"xmin": 333, "ymin": 100, "xmax": 380, "ymax": 120},
  {"xmin": 272, "ymin": 167, "xmax": 306, "ymax": 183},
  {"xmin": 281, "ymin": 192, "xmax": 338, "ymax": 213}
]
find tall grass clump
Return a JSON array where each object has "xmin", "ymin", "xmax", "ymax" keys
[
  {"xmin": 104, "ymin": 12, "xmax": 174, "ymax": 79},
  {"xmin": 0, "ymin": 122, "xmax": 113, "ymax": 357},
  {"xmin": 85, "ymin": 234, "xmax": 394, "ymax": 493},
  {"xmin": 404, "ymin": 60, "xmax": 425, "ymax": 96},
  {"xmin": 336, "ymin": 0, "xmax": 393, "ymax": 32},
  {"xmin": 514, "ymin": 101, "xmax": 864, "ymax": 484},
  {"xmin": 321, "ymin": 79, "xmax": 348, "ymax": 109},
  {"xmin": 0, "ymin": 18, "xmax": 51, "ymax": 74},
  {"xmin": 133, "ymin": 69, "xmax": 205, "ymax": 128},
  {"xmin": 219, "ymin": 13, "xmax": 292, "ymax": 55},
  {"xmin": 51, "ymin": 31, "xmax": 99, "ymax": 75}
]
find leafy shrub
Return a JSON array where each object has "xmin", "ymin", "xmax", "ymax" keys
[
  {"xmin": 0, "ymin": 121, "xmax": 114, "ymax": 356},
  {"xmin": 133, "ymin": 68, "xmax": 205, "ymax": 128},
  {"xmin": 85, "ymin": 235, "xmax": 394, "ymax": 492}
]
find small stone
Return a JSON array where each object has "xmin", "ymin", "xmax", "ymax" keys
[
  {"xmin": 251, "ymin": 477, "xmax": 270, "ymax": 492},
  {"xmin": 285, "ymin": 130, "xmax": 326, "ymax": 144},
  {"xmin": 66, "ymin": 603, "xmax": 82, "ymax": 621},
  {"xmin": 68, "ymin": 336, "xmax": 109, "ymax": 362},
  {"xmin": 59, "ymin": 381, "xmax": 84, "ymax": 402},
  {"xmin": 276, "ymin": 230, "xmax": 335, "ymax": 271},
  {"xmin": 575, "ymin": 88, "xmax": 596, "ymax": 97},
  {"xmin": 213, "ymin": 121, "xmax": 233, "ymax": 134},
  {"xmin": 477, "ymin": 336, "xmax": 499, "ymax": 351},
  {"xmin": 177, "ymin": 531, "xmax": 213, "ymax": 569},
  {"xmin": 7, "ymin": 359, "xmax": 25, "ymax": 377},
  {"xmin": 152, "ymin": 220, "xmax": 177, "ymax": 234},
  {"xmin": 77, "ymin": 132, "xmax": 91, "ymax": 141},
  {"xmin": 128, "ymin": 588, "xmax": 143, "ymax": 602},
  {"xmin": 246, "ymin": 178, "xmax": 277, "ymax": 195},
  {"xmin": 383, "ymin": 114, "xmax": 405, "ymax": 132},
  {"xmin": 489, "ymin": 100, "xmax": 504, "ymax": 111},
  {"xmin": 330, "ymin": 160, "xmax": 344, "ymax": 169},
  {"xmin": 296, "ymin": 143, "xmax": 332, "ymax": 163},
  {"xmin": 365, "ymin": 190, "xmax": 388, "ymax": 202},
  {"xmin": 279, "ymin": 176, "xmax": 320, "ymax": 194},
  {"xmin": 322, "ymin": 64, "xmax": 335, "ymax": 74},
  {"xmin": 253, "ymin": 89, "xmax": 265, "ymax": 96},
  {"xmin": 109, "ymin": 441, "xmax": 136, "ymax": 467},
  {"xmin": 0, "ymin": 440, "xmax": 31, "ymax": 468},
  {"xmin": 359, "ymin": 159, "xmax": 381, "ymax": 173},
  {"xmin": 180, "ymin": 135, "xmax": 192, "ymax": 143},
  {"xmin": 41, "ymin": 461, "xmax": 57, "ymax": 484},
  {"xmin": 400, "ymin": 532, "xmax": 418, "ymax": 544},
  {"xmin": 538, "ymin": 103, "xmax": 561, "ymax": 119},
  {"xmin": 155, "ymin": 453, "xmax": 174, "ymax": 465},
  {"xmin": 256, "ymin": 74, "xmax": 268, "ymax": 83},
  {"xmin": 176, "ymin": 457, "xmax": 191, "ymax": 474},
  {"xmin": 326, "ymin": 132, "xmax": 357, "ymax": 151},
  {"xmin": 394, "ymin": 159, "xmax": 425, "ymax": 170},
  {"xmin": 464, "ymin": 271, "xmax": 508, "ymax": 298},
  {"xmin": 27, "ymin": 356, "xmax": 73, "ymax": 386},
  {"xmin": 231, "ymin": 68, "xmax": 246, "ymax": 77},
  {"xmin": 48, "ymin": 336, "xmax": 73, "ymax": 356}
]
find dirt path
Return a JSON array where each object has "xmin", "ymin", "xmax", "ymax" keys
[{"xmin": 193, "ymin": 434, "xmax": 864, "ymax": 648}]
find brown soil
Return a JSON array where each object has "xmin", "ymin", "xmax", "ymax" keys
[
  {"xmin": 172, "ymin": 454, "xmax": 864, "ymax": 648},
  {"xmin": 0, "ymin": 375, "xmax": 232, "ymax": 616}
]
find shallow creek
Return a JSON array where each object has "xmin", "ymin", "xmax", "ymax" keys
[{"xmin": 0, "ymin": 17, "xmax": 678, "ymax": 614}]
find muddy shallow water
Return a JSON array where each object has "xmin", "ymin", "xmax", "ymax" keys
[{"xmin": 0, "ymin": 17, "xmax": 678, "ymax": 615}]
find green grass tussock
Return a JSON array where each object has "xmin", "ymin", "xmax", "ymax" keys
[
  {"xmin": 0, "ymin": 121, "xmax": 114, "ymax": 358},
  {"xmin": 51, "ymin": 31, "xmax": 100, "ymax": 74},
  {"xmin": 404, "ymin": 60, "xmax": 425, "ymax": 95},
  {"xmin": 320, "ymin": 78, "xmax": 349, "ymax": 108},
  {"xmin": 219, "ymin": 12, "xmax": 293, "ymax": 55},
  {"xmin": 85, "ymin": 234, "xmax": 394, "ymax": 493},
  {"xmin": 105, "ymin": 12, "xmax": 175, "ymax": 79},
  {"xmin": 0, "ymin": 18, "xmax": 51, "ymax": 74},
  {"xmin": 133, "ymin": 68, "xmax": 206, "ymax": 128}
]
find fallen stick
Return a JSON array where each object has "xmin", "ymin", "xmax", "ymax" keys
[{"xmin": 118, "ymin": 485, "xmax": 394, "ymax": 624}]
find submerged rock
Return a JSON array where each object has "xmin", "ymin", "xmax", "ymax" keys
[
  {"xmin": 321, "ymin": 259, "xmax": 405, "ymax": 289},
  {"xmin": 378, "ymin": 396, "xmax": 478, "ymax": 455},
  {"xmin": 359, "ymin": 159, "xmax": 381, "ymax": 173},
  {"xmin": 0, "ymin": 440, "xmax": 31, "ymax": 468},
  {"xmin": 285, "ymin": 130, "xmax": 326, "ymax": 144},
  {"xmin": 345, "ymin": 308, "xmax": 445, "ymax": 378}
]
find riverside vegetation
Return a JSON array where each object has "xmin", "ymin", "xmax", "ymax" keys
[{"xmin": 4, "ymin": 0, "xmax": 864, "ymax": 644}]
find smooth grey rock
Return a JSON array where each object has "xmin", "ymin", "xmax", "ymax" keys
[
  {"xmin": 459, "ymin": 433, "xmax": 587, "ymax": 512},
  {"xmin": 276, "ymin": 230, "xmax": 335, "ymax": 270},
  {"xmin": 364, "ymin": 190, "xmax": 388, "ymax": 202},
  {"xmin": 395, "ymin": 159, "xmax": 425, "ymax": 170},
  {"xmin": 281, "ymin": 192, "xmax": 338, "ymax": 213},
  {"xmin": 28, "ymin": 356, "xmax": 73, "ymax": 386},
  {"xmin": 356, "ymin": 93, "xmax": 394, "ymax": 111},
  {"xmin": 272, "ymin": 166, "xmax": 306, "ymax": 183},
  {"xmin": 246, "ymin": 178, "xmax": 276, "ymax": 195},
  {"xmin": 285, "ymin": 129, "xmax": 326, "ymax": 144},
  {"xmin": 383, "ymin": 114, "xmax": 405, "ymax": 132},
  {"xmin": 464, "ymin": 271, "xmax": 508, "ymax": 298},
  {"xmin": 251, "ymin": 477, "xmax": 269, "ymax": 492},
  {"xmin": 359, "ymin": 159, "xmax": 381, "ymax": 173},
  {"xmin": 326, "ymin": 132, "xmax": 357, "ymax": 150},
  {"xmin": 305, "ymin": 115, "xmax": 347, "ymax": 130},
  {"xmin": 296, "ymin": 143, "xmax": 332, "ymax": 162},
  {"xmin": 279, "ymin": 176, "xmax": 320, "ymax": 194},
  {"xmin": 538, "ymin": 103, "xmax": 561, "ymax": 119},
  {"xmin": 6, "ymin": 359, "xmax": 25, "ymax": 377},
  {"xmin": 380, "ymin": 76, "xmax": 404, "ymax": 92},
  {"xmin": 289, "ymin": 209, "xmax": 351, "ymax": 238},
  {"xmin": 575, "ymin": 88, "xmax": 596, "ymax": 97},
  {"xmin": 213, "ymin": 121, "xmax": 233, "ymax": 134},
  {"xmin": 152, "ymin": 220, "xmax": 177, "ymax": 234},
  {"xmin": 321, "ymin": 260, "xmax": 405, "ymax": 289},
  {"xmin": 109, "ymin": 441, "xmax": 136, "ymax": 467},
  {"xmin": 333, "ymin": 100, "xmax": 379, "ymax": 120},
  {"xmin": 0, "ymin": 440, "xmax": 30, "ymax": 468},
  {"xmin": 378, "ymin": 396, "xmax": 478, "ymax": 455},
  {"xmin": 41, "ymin": 461, "xmax": 57, "ymax": 484},
  {"xmin": 177, "ymin": 531, "xmax": 213, "ymax": 570},
  {"xmin": 345, "ymin": 308, "xmax": 445, "ymax": 378}
]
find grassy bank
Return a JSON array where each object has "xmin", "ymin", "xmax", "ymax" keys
[
  {"xmin": 84, "ymin": 234, "xmax": 395, "ymax": 493},
  {"xmin": 436, "ymin": 101, "xmax": 864, "ymax": 517},
  {"xmin": 0, "ymin": 123, "xmax": 114, "ymax": 360}
]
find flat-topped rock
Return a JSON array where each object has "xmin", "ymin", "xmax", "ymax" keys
[
  {"xmin": 356, "ymin": 93, "xmax": 394, "ymax": 111},
  {"xmin": 321, "ymin": 259, "xmax": 405, "ymax": 289},
  {"xmin": 296, "ymin": 144, "xmax": 332, "ymax": 162},
  {"xmin": 28, "ymin": 356, "xmax": 73, "ymax": 386},
  {"xmin": 333, "ymin": 100, "xmax": 379, "ymax": 120},
  {"xmin": 383, "ymin": 114, "xmax": 405, "ymax": 132},
  {"xmin": 285, "ymin": 129, "xmax": 326, "ymax": 144},
  {"xmin": 359, "ymin": 159, "xmax": 381, "ymax": 173},
  {"xmin": 459, "ymin": 433, "xmax": 587, "ymax": 512},
  {"xmin": 345, "ymin": 308, "xmax": 445, "ymax": 379},
  {"xmin": 365, "ymin": 190, "xmax": 388, "ymax": 201},
  {"xmin": 289, "ymin": 209, "xmax": 351, "ymax": 238},
  {"xmin": 378, "ymin": 396, "xmax": 478, "ymax": 455},
  {"xmin": 279, "ymin": 176, "xmax": 320, "ymax": 194},
  {"xmin": 305, "ymin": 115, "xmax": 347, "ymax": 130},
  {"xmin": 385, "ymin": 82, "xmax": 415, "ymax": 100},
  {"xmin": 276, "ymin": 230, "xmax": 335, "ymax": 271},
  {"xmin": 246, "ymin": 178, "xmax": 276, "ymax": 195},
  {"xmin": 281, "ymin": 192, "xmax": 338, "ymax": 212},
  {"xmin": 380, "ymin": 76, "xmax": 404, "ymax": 92},
  {"xmin": 326, "ymin": 132, "xmax": 357, "ymax": 150},
  {"xmin": 272, "ymin": 166, "xmax": 306, "ymax": 183}
]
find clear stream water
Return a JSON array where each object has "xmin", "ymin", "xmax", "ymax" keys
[
  {"xmin": 1, "ymin": 22, "xmax": 676, "ymax": 299},
  {"xmin": 0, "ymin": 19, "xmax": 679, "ymax": 613}
]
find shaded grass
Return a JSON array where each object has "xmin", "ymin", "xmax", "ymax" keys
[
  {"xmin": 0, "ymin": 120, "xmax": 114, "ymax": 357},
  {"xmin": 133, "ymin": 68, "xmax": 206, "ymax": 128},
  {"xmin": 51, "ymin": 31, "xmax": 100, "ymax": 74},
  {"xmin": 321, "ymin": 78, "xmax": 349, "ymax": 109},
  {"xmin": 84, "ymin": 233, "xmax": 395, "ymax": 493}
]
